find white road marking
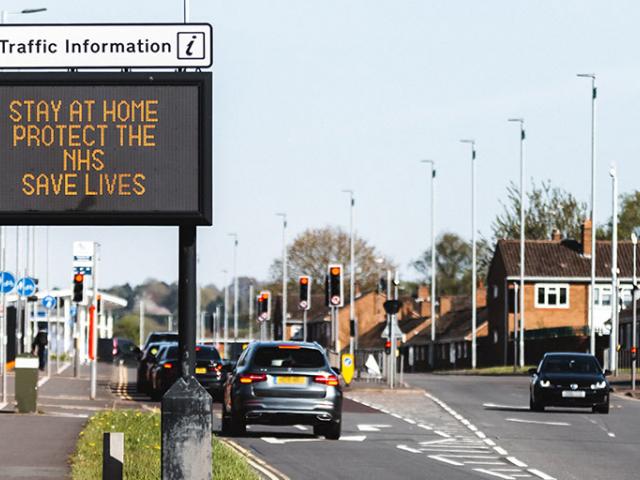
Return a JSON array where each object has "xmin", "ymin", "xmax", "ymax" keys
[
  {"xmin": 484, "ymin": 438, "xmax": 497, "ymax": 446},
  {"xmin": 434, "ymin": 430, "xmax": 451, "ymax": 438},
  {"xmin": 397, "ymin": 444, "xmax": 422, "ymax": 454},
  {"xmin": 607, "ymin": 432, "xmax": 616, "ymax": 437},
  {"xmin": 37, "ymin": 375, "xmax": 50, "ymax": 387},
  {"xmin": 494, "ymin": 446, "xmax": 509, "ymax": 456},
  {"xmin": 483, "ymin": 402, "xmax": 530, "ymax": 411},
  {"xmin": 391, "ymin": 413, "xmax": 402, "ymax": 419},
  {"xmin": 507, "ymin": 457, "xmax": 528, "ymax": 468},
  {"xmin": 339, "ymin": 435, "xmax": 367, "ymax": 442},
  {"xmin": 404, "ymin": 418, "xmax": 416, "ymax": 424},
  {"xmin": 45, "ymin": 411, "xmax": 89, "ymax": 418},
  {"xmin": 357, "ymin": 424, "xmax": 391, "ymax": 432},
  {"xmin": 505, "ymin": 418, "xmax": 570, "ymax": 427},
  {"xmin": 418, "ymin": 423, "xmax": 433, "ymax": 430},
  {"xmin": 419, "ymin": 438, "xmax": 456, "ymax": 446},
  {"xmin": 528, "ymin": 468, "xmax": 556, "ymax": 480},
  {"xmin": 474, "ymin": 468, "xmax": 517, "ymax": 479},
  {"xmin": 261, "ymin": 437, "xmax": 321, "ymax": 445},
  {"xmin": 428, "ymin": 455, "xmax": 464, "ymax": 466}
]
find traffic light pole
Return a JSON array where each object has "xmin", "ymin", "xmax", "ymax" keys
[
  {"xmin": 303, "ymin": 309, "xmax": 308, "ymax": 343},
  {"xmin": 90, "ymin": 243, "xmax": 98, "ymax": 400}
]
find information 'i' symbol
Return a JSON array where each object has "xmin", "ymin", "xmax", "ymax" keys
[{"xmin": 186, "ymin": 35, "xmax": 197, "ymax": 56}]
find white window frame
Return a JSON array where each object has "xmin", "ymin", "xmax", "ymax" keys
[{"xmin": 534, "ymin": 283, "xmax": 570, "ymax": 309}]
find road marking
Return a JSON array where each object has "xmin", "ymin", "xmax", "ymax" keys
[
  {"xmin": 505, "ymin": 418, "xmax": 570, "ymax": 426},
  {"xmin": 419, "ymin": 438, "xmax": 456, "ymax": 445},
  {"xmin": 45, "ymin": 411, "xmax": 89, "ymax": 418},
  {"xmin": 528, "ymin": 468, "xmax": 556, "ymax": 479},
  {"xmin": 418, "ymin": 423, "xmax": 433, "ymax": 430},
  {"xmin": 507, "ymin": 457, "xmax": 528, "ymax": 468},
  {"xmin": 428, "ymin": 455, "xmax": 464, "ymax": 466},
  {"xmin": 339, "ymin": 435, "xmax": 367, "ymax": 442},
  {"xmin": 434, "ymin": 430, "xmax": 451, "ymax": 438},
  {"xmin": 261, "ymin": 437, "xmax": 321, "ymax": 445},
  {"xmin": 474, "ymin": 468, "xmax": 517, "ymax": 479},
  {"xmin": 494, "ymin": 446, "xmax": 509, "ymax": 455},
  {"xmin": 38, "ymin": 403, "xmax": 104, "ymax": 412},
  {"xmin": 37, "ymin": 375, "xmax": 50, "ymax": 387},
  {"xmin": 416, "ymin": 448, "xmax": 492, "ymax": 454},
  {"xmin": 390, "ymin": 412, "xmax": 402, "ymax": 419},
  {"xmin": 397, "ymin": 445, "xmax": 422, "ymax": 454},
  {"xmin": 357, "ymin": 424, "xmax": 391, "ymax": 432},
  {"xmin": 484, "ymin": 438, "xmax": 497, "ymax": 446},
  {"xmin": 222, "ymin": 439, "xmax": 289, "ymax": 480},
  {"xmin": 483, "ymin": 402, "xmax": 530, "ymax": 411},
  {"xmin": 607, "ymin": 432, "xmax": 615, "ymax": 437},
  {"xmin": 404, "ymin": 418, "xmax": 416, "ymax": 424}
]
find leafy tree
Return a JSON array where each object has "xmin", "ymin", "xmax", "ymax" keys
[
  {"xmin": 113, "ymin": 314, "xmax": 163, "ymax": 344},
  {"xmin": 597, "ymin": 190, "xmax": 640, "ymax": 240},
  {"xmin": 493, "ymin": 180, "xmax": 587, "ymax": 241},
  {"xmin": 268, "ymin": 226, "xmax": 395, "ymax": 293}
]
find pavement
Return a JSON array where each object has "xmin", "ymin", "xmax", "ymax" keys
[{"xmin": 0, "ymin": 361, "xmax": 153, "ymax": 480}]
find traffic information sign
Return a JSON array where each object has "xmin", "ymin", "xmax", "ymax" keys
[{"xmin": 0, "ymin": 72, "xmax": 212, "ymax": 225}]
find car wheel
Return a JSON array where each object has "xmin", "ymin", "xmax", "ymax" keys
[
  {"xmin": 593, "ymin": 402, "xmax": 609, "ymax": 414},
  {"xmin": 529, "ymin": 396, "xmax": 544, "ymax": 412},
  {"xmin": 324, "ymin": 420, "xmax": 341, "ymax": 440}
]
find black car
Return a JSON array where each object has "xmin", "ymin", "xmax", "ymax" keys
[
  {"xmin": 136, "ymin": 341, "xmax": 176, "ymax": 394},
  {"xmin": 143, "ymin": 332, "xmax": 178, "ymax": 351},
  {"xmin": 149, "ymin": 344, "xmax": 180, "ymax": 400},
  {"xmin": 529, "ymin": 352, "xmax": 611, "ymax": 413},
  {"xmin": 222, "ymin": 341, "xmax": 342, "ymax": 439},
  {"xmin": 194, "ymin": 345, "xmax": 228, "ymax": 400}
]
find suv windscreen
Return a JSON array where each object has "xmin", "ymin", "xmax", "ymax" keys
[
  {"xmin": 251, "ymin": 347, "xmax": 326, "ymax": 369},
  {"xmin": 196, "ymin": 346, "xmax": 221, "ymax": 361},
  {"xmin": 542, "ymin": 356, "xmax": 600, "ymax": 374}
]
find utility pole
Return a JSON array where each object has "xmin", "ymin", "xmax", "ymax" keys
[
  {"xmin": 228, "ymin": 233, "xmax": 239, "ymax": 340},
  {"xmin": 342, "ymin": 191, "xmax": 356, "ymax": 356},
  {"xmin": 578, "ymin": 73, "xmax": 597, "ymax": 356},
  {"xmin": 139, "ymin": 298, "xmax": 144, "ymax": 348},
  {"xmin": 276, "ymin": 213, "xmax": 287, "ymax": 340},
  {"xmin": 632, "ymin": 232, "xmax": 638, "ymax": 391},
  {"xmin": 421, "ymin": 161, "xmax": 436, "ymax": 346},
  {"xmin": 223, "ymin": 278, "xmax": 229, "ymax": 356},
  {"xmin": 513, "ymin": 282, "xmax": 519, "ymax": 372},
  {"xmin": 461, "ymin": 139, "xmax": 477, "ymax": 368},
  {"xmin": 90, "ymin": 243, "xmax": 99, "ymax": 400},
  {"xmin": 609, "ymin": 166, "xmax": 618, "ymax": 374},
  {"xmin": 248, "ymin": 284, "xmax": 254, "ymax": 341}
]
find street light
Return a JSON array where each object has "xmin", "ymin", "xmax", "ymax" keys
[
  {"xmin": 578, "ymin": 73, "xmax": 597, "ymax": 356},
  {"xmin": 228, "ymin": 233, "xmax": 239, "ymax": 340},
  {"xmin": 460, "ymin": 139, "xmax": 477, "ymax": 369},
  {"xmin": 222, "ymin": 269, "xmax": 229, "ymax": 355},
  {"xmin": 420, "ymin": 160, "xmax": 437, "ymax": 353},
  {"xmin": 342, "ymin": 190, "xmax": 356, "ymax": 356},
  {"xmin": 609, "ymin": 166, "xmax": 618, "ymax": 374},
  {"xmin": 508, "ymin": 118, "xmax": 526, "ymax": 368},
  {"xmin": 276, "ymin": 213, "xmax": 287, "ymax": 340},
  {"xmin": 631, "ymin": 232, "xmax": 638, "ymax": 391}
]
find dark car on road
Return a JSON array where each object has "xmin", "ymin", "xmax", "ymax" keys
[
  {"xmin": 193, "ymin": 345, "xmax": 229, "ymax": 400},
  {"xmin": 143, "ymin": 332, "xmax": 178, "ymax": 351},
  {"xmin": 222, "ymin": 341, "xmax": 342, "ymax": 439},
  {"xmin": 136, "ymin": 341, "xmax": 176, "ymax": 394},
  {"xmin": 149, "ymin": 344, "xmax": 180, "ymax": 400},
  {"xmin": 529, "ymin": 352, "xmax": 611, "ymax": 413}
]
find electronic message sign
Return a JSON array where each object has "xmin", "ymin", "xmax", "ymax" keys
[{"xmin": 0, "ymin": 72, "xmax": 212, "ymax": 225}]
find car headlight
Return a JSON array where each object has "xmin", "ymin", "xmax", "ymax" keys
[
  {"xmin": 539, "ymin": 379, "xmax": 551, "ymax": 388},
  {"xmin": 590, "ymin": 381, "xmax": 607, "ymax": 389}
]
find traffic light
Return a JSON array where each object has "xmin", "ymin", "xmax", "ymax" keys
[
  {"xmin": 384, "ymin": 339, "xmax": 391, "ymax": 355},
  {"xmin": 73, "ymin": 273, "xmax": 84, "ymax": 303},
  {"xmin": 327, "ymin": 264, "xmax": 343, "ymax": 307},
  {"xmin": 257, "ymin": 291, "xmax": 271, "ymax": 322},
  {"xmin": 299, "ymin": 276, "xmax": 311, "ymax": 310}
]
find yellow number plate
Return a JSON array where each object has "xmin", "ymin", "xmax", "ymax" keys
[
  {"xmin": 276, "ymin": 376, "xmax": 306, "ymax": 385},
  {"xmin": 195, "ymin": 367, "xmax": 207, "ymax": 374}
]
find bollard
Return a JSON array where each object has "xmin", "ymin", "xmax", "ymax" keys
[
  {"xmin": 161, "ymin": 376, "xmax": 212, "ymax": 480},
  {"xmin": 102, "ymin": 432, "xmax": 124, "ymax": 480}
]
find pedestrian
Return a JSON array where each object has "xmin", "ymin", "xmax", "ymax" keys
[{"xmin": 32, "ymin": 327, "xmax": 48, "ymax": 371}]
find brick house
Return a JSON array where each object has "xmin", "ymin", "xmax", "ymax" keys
[{"xmin": 486, "ymin": 220, "xmax": 637, "ymax": 366}]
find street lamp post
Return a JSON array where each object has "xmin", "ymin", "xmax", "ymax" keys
[
  {"xmin": 420, "ymin": 160, "xmax": 437, "ymax": 349},
  {"xmin": 578, "ymin": 73, "xmax": 597, "ymax": 356},
  {"xmin": 222, "ymin": 269, "xmax": 229, "ymax": 356},
  {"xmin": 342, "ymin": 190, "xmax": 356, "ymax": 356},
  {"xmin": 460, "ymin": 139, "xmax": 477, "ymax": 369},
  {"xmin": 228, "ymin": 233, "xmax": 239, "ymax": 340},
  {"xmin": 509, "ymin": 118, "xmax": 526, "ymax": 368},
  {"xmin": 632, "ymin": 232, "xmax": 638, "ymax": 391},
  {"xmin": 276, "ymin": 213, "xmax": 287, "ymax": 341},
  {"xmin": 609, "ymin": 166, "xmax": 618, "ymax": 374}
]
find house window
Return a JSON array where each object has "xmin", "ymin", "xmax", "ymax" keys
[{"xmin": 534, "ymin": 284, "xmax": 570, "ymax": 308}]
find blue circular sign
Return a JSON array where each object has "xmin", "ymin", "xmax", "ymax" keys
[
  {"xmin": 16, "ymin": 277, "xmax": 36, "ymax": 296},
  {"xmin": 0, "ymin": 271, "xmax": 16, "ymax": 294},
  {"xmin": 42, "ymin": 295, "xmax": 57, "ymax": 310}
]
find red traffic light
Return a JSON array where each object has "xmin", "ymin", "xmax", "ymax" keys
[
  {"xmin": 330, "ymin": 267, "xmax": 340, "ymax": 276},
  {"xmin": 385, "ymin": 340, "xmax": 391, "ymax": 348},
  {"xmin": 74, "ymin": 273, "xmax": 84, "ymax": 283},
  {"xmin": 300, "ymin": 277, "xmax": 309, "ymax": 285}
]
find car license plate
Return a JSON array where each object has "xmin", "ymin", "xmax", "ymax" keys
[
  {"xmin": 195, "ymin": 367, "xmax": 207, "ymax": 374},
  {"xmin": 276, "ymin": 376, "xmax": 306, "ymax": 385},
  {"xmin": 562, "ymin": 390, "xmax": 585, "ymax": 398}
]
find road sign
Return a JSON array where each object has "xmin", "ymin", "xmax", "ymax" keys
[
  {"xmin": 341, "ymin": 353, "xmax": 355, "ymax": 385},
  {"xmin": 0, "ymin": 271, "xmax": 16, "ymax": 293},
  {"xmin": 0, "ymin": 72, "xmax": 212, "ymax": 226},
  {"xmin": 0, "ymin": 24, "xmax": 212, "ymax": 69},
  {"xmin": 16, "ymin": 277, "xmax": 36, "ymax": 296},
  {"xmin": 42, "ymin": 295, "xmax": 57, "ymax": 310}
]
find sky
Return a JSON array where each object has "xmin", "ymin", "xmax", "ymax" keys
[{"xmin": 2, "ymin": 0, "xmax": 640, "ymax": 291}]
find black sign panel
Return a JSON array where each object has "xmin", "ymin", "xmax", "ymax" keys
[{"xmin": 0, "ymin": 72, "xmax": 212, "ymax": 225}]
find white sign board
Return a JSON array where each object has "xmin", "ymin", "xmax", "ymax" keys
[
  {"xmin": 0, "ymin": 23, "xmax": 212, "ymax": 68},
  {"xmin": 73, "ymin": 240, "xmax": 94, "ymax": 275}
]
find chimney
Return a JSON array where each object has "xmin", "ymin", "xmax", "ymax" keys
[
  {"xmin": 439, "ymin": 296, "xmax": 453, "ymax": 317},
  {"xmin": 551, "ymin": 229, "xmax": 562, "ymax": 241},
  {"xmin": 581, "ymin": 219, "xmax": 592, "ymax": 257}
]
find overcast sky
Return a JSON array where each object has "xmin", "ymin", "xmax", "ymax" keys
[{"xmin": 2, "ymin": 0, "xmax": 640, "ymax": 290}]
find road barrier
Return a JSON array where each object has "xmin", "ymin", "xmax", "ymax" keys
[
  {"xmin": 15, "ymin": 354, "xmax": 38, "ymax": 413},
  {"xmin": 102, "ymin": 432, "xmax": 124, "ymax": 480}
]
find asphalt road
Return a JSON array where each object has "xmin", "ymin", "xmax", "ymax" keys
[{"xmin": 405, "ymin": 373, "xmax": 640, "ymax": 480}]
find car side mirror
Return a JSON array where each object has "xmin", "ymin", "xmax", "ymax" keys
[
  {"xmin": 604, "ymin": 369, "xmax": 612, "ymax": 377},
  {"xmin": 527, "ymin": 368, "xmax": 537, "ymax": 375}
]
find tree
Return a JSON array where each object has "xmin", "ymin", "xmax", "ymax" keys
[
  {"xmin": 267, "ymin": 226, "xmax": 395, "ymax": 293},
  {"xmin": 597, "ymin": 190, "xmax": 640, "ymax": 240},
  {"xmin": 492, "ymin": 180, "xmax": 587, "ymax": 241}
]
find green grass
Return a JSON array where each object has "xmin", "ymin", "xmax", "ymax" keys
[
  {"xmin": 434, "ymin": 365, "xmax": 536, "ymax": 375},
  {"xmin": 70, "ymin": 410, "xmax": 258, "ymax": 480}
]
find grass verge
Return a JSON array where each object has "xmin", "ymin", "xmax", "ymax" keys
[
  {"xmin": 70, "ymin": 410, "xmax": 258, "ymax": 480},
  {"xmin": 434, "ymin": 365, "xmax": 536, "ymax": 376}
]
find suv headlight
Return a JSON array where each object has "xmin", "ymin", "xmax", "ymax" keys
[
  {"xmin": 590, "ymin": 381, "xmax": 607, "ymax": 389},
  {"xmin": 539, "ymin": 379, "xmax": 551, "ymax": 388}
]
